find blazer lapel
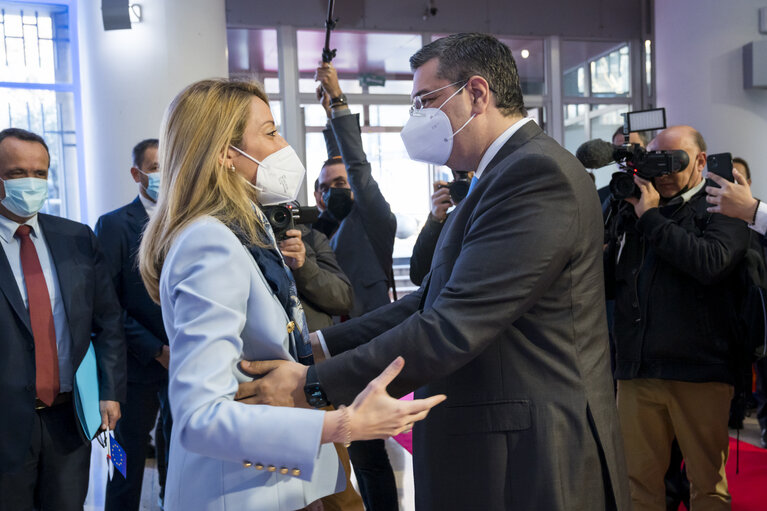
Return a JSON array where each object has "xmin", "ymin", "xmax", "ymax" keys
[
  {"xmin": 0, "ymin": 248, "xmax": 32, "ymax": 334},
  {"xmin": 37, "ymin": 215, "xmax": 76, "ymax": 330}
]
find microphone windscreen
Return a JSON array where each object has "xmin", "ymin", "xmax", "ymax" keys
[{"xmin": 576, "ymin": 139, "xmax": 616, "ymax": 169}]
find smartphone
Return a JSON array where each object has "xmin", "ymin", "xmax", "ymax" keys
[{"xmin": 707, "ymin": 152, "xmax": 733, "ymax": 185}]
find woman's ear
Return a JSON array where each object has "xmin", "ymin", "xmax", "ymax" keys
[{"xmin": 220, "ymin": 146, "xmax": 238, "ymax": 170}]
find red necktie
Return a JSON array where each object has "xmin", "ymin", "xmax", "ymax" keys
[{"xmin": 15, "ymin": 225, "xmax": 59, "ymax": 406}]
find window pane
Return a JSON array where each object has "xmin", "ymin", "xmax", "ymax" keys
[
  {"xmin": 0, "ymin": 87, "xmax": 77, "ymax": 217},
  {"xmin": 563, "ymin": 66, "xmax": 586, "ymax": 97},
  {"xmin": 302, "ymin": 104, "xmax": 363, "ymax": 127},
  {"xmin": 590, "ymin": 45, "xmax": 629, "ymax": 97},
  {"xmin": 369, "ymin": 80, "xmax": 412, "ymax": 95},
  {"xmin": 368, "ymin": 105, "xmax": 409, "ymax": 127},
  {"xmin": 644, "ymin": 39, "xmax": 652, "ymax": 98},
  {"xmin": 589, "ymin": 104, "xmax": 630, "ymax": 145},
  {"xmin": 299, "ymin": 78, "xmax": 362, "ymax": 94},
  {"xmin": 563, "ymin": 104, "xmax": 588, "ymax": 155},
  {"xmin": 0, "ymin": 3, "xmax": 71, "ymax": 84}
]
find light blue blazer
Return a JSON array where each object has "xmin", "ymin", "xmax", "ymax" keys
[{"xmin": 159, "ymin": 217, "xmax": 344, "ymax": 511}]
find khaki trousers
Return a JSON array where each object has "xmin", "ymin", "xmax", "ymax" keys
[{"xmin": 617, "ymin": 379, "xmax": 733, "ymax": 511}]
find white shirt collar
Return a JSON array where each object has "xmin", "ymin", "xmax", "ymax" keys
[
  {"xmin": 663, "ymin": 178, "xmax": 705, "ymax": 206},
  {"xmin": 0, "ymin": 212, "xmax": 40, "ymax": 244},
  {"xmin": 474, "ymin": 117, "xmax": 535, "ymax": 180},
  {"xmin": 138, "ymin": 191, "xmax": 157, "ymax": 218}
]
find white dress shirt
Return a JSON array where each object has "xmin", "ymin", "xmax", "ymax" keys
[
  {"xmin": 138, "ymin": 189, "xmax": 157, "ymax": 218},
  {"xmin": 750, "ymin": 201, "xmax": 767, "ymax": 236},
  {"xmin": 473, "ymin": 117, "xmax": 535, "ymax": 181},
  {"xmin": 0, "ymin": 213, "xmax": 74, "ymax": 392}
]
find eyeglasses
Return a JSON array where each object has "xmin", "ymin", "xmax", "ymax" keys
[{"xmin": 409, "ymin": 80, "xmax": 466, "ymax": 116}]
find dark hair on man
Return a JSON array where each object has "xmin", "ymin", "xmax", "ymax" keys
[
  {"xmin": 733, "ymin": 157, "xmax": 751, "ymax": 181},
  {"xmin": 409, "ymin": 33, "xmax": 527, "ymax": 117},
  {"xmin": 611, "ymin": 126, "xmax": 650, "ymax": 147},
  {"xmin": 0, "ymin": 128, "xmax": 50, "ymax": 165},
  {"xmin": 132, "ymin": 138, "xmax": 159, "ymax": 168}
]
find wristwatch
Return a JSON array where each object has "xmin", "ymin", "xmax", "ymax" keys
[
  {"xmin": 329, "ymin": 93, "xmax": 348, "ymax": 108},
  {"xmin": 304, "ymin": 365, "xmax": 330, "ymax": 408}
]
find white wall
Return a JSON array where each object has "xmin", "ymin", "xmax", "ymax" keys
[
  {"xmin": 655, "ymin": 0, "xmax": 767, "ymax": 197},
  {"xmin": 78, "ymin": 0, "xmax": 228, "ymax": 225}
]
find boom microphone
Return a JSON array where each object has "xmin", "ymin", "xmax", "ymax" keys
[{"xmin": 576, "ymin": 139, "xmax": 617, "ymax": 169}]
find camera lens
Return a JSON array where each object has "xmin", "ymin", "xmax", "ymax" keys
[{"xmin": 609, "ymin": 172, "xmax": 639, "ymax": 200}]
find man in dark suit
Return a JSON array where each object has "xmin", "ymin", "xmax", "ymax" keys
[
  {"xmin": 242, "ymin": 33, "xmax": 630, "ymax": 510},
  {"xmin": 310, "ymin": 65, "xmax": 400, "ymax": 510},
  {"xmin": 0, "ymin": 128, "xmax": 126, "ymax": 511},
  {"xmin": 96, "ymin": 138, "xmax": 173, "ymax": 511}
]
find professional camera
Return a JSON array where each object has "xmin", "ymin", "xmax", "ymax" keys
[
  {"xmin": 575, "ymin": 107, "xmax": 689, "ymax": 200},
  {"xmin": 438, "ymin": 171, "xmax": 471, "ymax": 203},
  {"xmin": 262, "ymin": 202, "xmax": 320, "ymax": 240},
  {"xmin": 608, "ymin": 146, "xmax": 690, "ymax": 199}
]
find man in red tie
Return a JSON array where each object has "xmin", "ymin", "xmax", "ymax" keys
[{"xmin": 0, "ymin": 128, "xmax": 126, "ymax": 511}]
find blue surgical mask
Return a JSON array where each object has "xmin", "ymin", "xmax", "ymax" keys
[
  {"xmin": 138, "ymin": 170, "xmax": 161, "ymax": 201},
  {"xmin": 0, "ymin": 177, "xmax": 48, "ymax": 218}
]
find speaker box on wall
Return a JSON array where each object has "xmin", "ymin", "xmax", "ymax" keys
[{"xmin": 102, "ymin": 0, "xmax": 131, "ymax": 31}]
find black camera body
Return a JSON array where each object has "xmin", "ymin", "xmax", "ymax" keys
[
  {"xmin": 609, "ymin": 145, "xmax": 690, "ymax": 200},
  {"xmin": 438, "ymin": 171, "xmax": 471, "ymax": 203},
  {"xmin": 262, "ymin": 203, "xmax": 320, "ymax": 240}
]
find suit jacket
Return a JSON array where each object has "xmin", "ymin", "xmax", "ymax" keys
[
  {"xmin": 409, "ymin": 215, "xmax": 446, "ymax": 286},
  {"xmin": 293, "ymin": 224, "xmax": 353, "ymax": 331},
  {"xmin": 160, "ymin": 217, "xmax": 343, "ymax": 511},
  {"xmin": 316, "ymin": 122, "xmax": 631, "ymax": 510},
  {"xmin": 0, "ymin": 213, "xmax": 126, "ymax": 471},
  {"xmin": 320, "ymin": 114, "xmax": 397, "ymax": 317},
  {"xmin": 96, "ymin": 197, "xmax": 168, "ymax": 383}
]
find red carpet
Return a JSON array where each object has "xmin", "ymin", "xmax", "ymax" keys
[
  {"xmin": 394, "ymin": 400, "xmax": 767, "ymax": 510},
  {"xmin": 677, "ymin": 437, "xmax": 767, "ymax": 511}
]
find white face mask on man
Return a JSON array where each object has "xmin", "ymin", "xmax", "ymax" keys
[
  {"xmin": 229, "ymin": 145, "xmax": 306, "ymax": 206},
  {"xmin": 400, "ymin": 81, "xmax": 476, "ymax": 166}
]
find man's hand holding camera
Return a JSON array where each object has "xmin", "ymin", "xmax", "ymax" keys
[
  {"xmin": 430, "ymin": 181, "xmax": 453, "ymax": 223},
  {"xmin": 315, "ymin": 62, "xmax": 345, "ymax": 119},
  {"xmin": 625, "ymin": 175, "xmax": 660, "ymax": 218},
  {"xmin": 278, "ymin": 229, "xmax": 306, "ymax": 270}
]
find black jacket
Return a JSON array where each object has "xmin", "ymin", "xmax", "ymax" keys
[
  {"xmin": 96, "ymin": 197, "xmax": 168, "ymax": 383},
  {"xmin": 293, "ymin": 224, "xmax": 353, "ymax": 330},
  {"xmin": 317, "ymin": 114, "xmax": 396, "ymax": 317},
  {"xmin": 605, "ymin": 183, "xmax": 750, "ymax": 384},
  {"xmin": 0, "ymin": 214, "xmax": 126, "ymax": 470},
  {"xmin": 409, "ymin": 215, "xmax": 446, "ymax": 286}
]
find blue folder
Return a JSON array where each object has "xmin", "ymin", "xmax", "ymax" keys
[{"xmin": 74, "ymin": 342, "xmax": 101, "ymax": 440}]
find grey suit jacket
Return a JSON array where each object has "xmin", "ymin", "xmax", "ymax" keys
[{"xmin": 316, "ymin": 122, "xmax": 630, "ymax": 510}]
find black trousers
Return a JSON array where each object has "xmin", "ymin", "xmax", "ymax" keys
[
  {"xmin": 0, "ymin": 401, "xmax": 91, "ymax": 511},
  {"xmin": 105, "ymin": 379, "xmax": 171, "ymax": 511},
  {"xmin": 755, "ymin": 357, "xmax": 767, "ymax": 430},
  {"xmin": 347, "ymin": 439, "xmax": 399, "ymax": 511}
]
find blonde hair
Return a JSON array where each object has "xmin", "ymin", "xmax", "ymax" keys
[{"xmin": 139, "ymin": 78, "xmax": 270, "ymax": 303}]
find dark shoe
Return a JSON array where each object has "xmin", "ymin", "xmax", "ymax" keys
[{"xmin": 760, "ymin": 428, "xmax": 767, "ymax": 449}]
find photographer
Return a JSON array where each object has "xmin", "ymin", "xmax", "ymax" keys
[
  {"xmin": 313, "ymin": 63, "xmax": 399, "ymax": 511},
  {"xmin": 409, "ymin": 173, "xmax": 472, "ymax": 286},
  {"xmin": 278, "ymin": 226, "xmax": 353, "ymax": 331},
  {"xmin": 605, "ymin": 125, "xmax": 750, "ymax": 510}
]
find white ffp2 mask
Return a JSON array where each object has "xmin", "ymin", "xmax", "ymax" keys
[{"xmin": 230, "ymin": 145, "xmax": 306, "ymax": 206}]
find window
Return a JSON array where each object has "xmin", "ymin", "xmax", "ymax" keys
[
  {"xmin": 561, "ymin": 40, "xmax": 632, "ymax": 157},
  {"xmin": 0, "ymin": 1, "xmax": 79, "ymax": 218}
]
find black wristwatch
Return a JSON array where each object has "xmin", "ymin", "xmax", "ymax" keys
[
  {"xmin": 304, "ymin": 365, "xmax": 330, "ymax": 408},
  {"xmin": 329, "ymin": 93, "xmax": 347, "ymax": 108}
]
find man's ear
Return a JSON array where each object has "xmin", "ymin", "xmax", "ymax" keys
[
  {"xmin": 466, "ymin": 75, "xmax": 491, "ymax": 115},
  {"xmin": 130, "ymin": 166, "xmax": 141, "ymax": 183},
  {"xmin": 696, "ymin": 151, "xmax": 707, "ymax": 172}
]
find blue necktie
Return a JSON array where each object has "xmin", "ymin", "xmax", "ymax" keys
[{"xmin": 467, "ymin": 175, "xmax": 479, "ymax": 195}]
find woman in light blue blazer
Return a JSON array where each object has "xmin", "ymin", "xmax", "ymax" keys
[{"xmin": 138, "ymin": 79, "xmax": 445, "ymax": 511}]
